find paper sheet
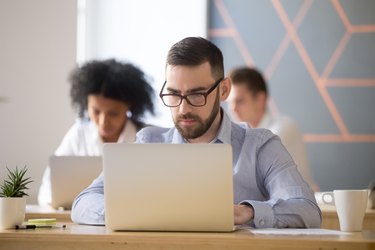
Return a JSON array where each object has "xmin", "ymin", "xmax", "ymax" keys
[{"xmin": 248, "ymin": 228, "xmax": 350, "ymax": 235}]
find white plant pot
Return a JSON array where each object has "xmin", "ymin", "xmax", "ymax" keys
[{"xmin": 0, "ymin": 197, "xmax": 26, "ymax": 229}]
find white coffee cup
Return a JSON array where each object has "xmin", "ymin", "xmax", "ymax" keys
[{"xmin": 322, "ymin": 190, "xmax": 368, "ymax": 232}]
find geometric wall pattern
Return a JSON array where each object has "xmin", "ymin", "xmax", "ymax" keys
[{"xmin": 209, "ymin": 0, "xmax": 375, "ymax": 191}]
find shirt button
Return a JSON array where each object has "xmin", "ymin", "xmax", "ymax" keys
[{"xmin": 260, "ymin": 220, "xmax": 265, "ymax": 226}]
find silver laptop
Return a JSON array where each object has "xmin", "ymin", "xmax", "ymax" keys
[
  {"xmin": 49, "ymin": 155, "xmax": 102, "ymax": 209},
  {"xmin": 103, "ymin": 143, "xmax": 234, "ymax": 232}
]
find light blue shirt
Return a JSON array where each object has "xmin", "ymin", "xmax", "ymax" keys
[{"xmin": 71, "ymin": 110, "xmax": 321, "ymax": 228}]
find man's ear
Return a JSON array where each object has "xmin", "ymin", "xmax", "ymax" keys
[
  {"xmin": 219, "ymin": 77, "xmax": 231, "ymax": 101},
  {"xmin": 255, "ymin": 91, "xmax": 267, "ymax": 105}
]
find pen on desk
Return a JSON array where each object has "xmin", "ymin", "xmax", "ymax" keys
[{"xmin": 15, "ymin": 224, "xmax": 66, "ymax": 230}]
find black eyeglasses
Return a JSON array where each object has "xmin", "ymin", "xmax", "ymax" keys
[{"xmin": 159, "ymin": 77, "xmax": 223, "ymax": 107}]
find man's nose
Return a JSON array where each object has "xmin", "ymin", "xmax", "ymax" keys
[{"xmin": 178, "ymin": 98, "xmax": 193, "ymax": 114}]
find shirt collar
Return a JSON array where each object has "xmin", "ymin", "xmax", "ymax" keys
[
  {"xmin": 117, "ymin": 119, "xmax": 138, "ymax": 143},
  {"xmin": 171, "ymin": 108, "xmax": 232, "ymax": 144},
  {"xmin": 214, "ymin": 109, "xmax": 232, "ymax": 144}
]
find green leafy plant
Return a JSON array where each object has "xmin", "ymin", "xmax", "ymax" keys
[{"xmin": 0, "ymin": 166, "xmax": 33, "ymax": 197}]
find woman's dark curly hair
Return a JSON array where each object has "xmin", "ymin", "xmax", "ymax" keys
[{"xmin": 69, "ymin": 59, "xmax": 155, "ymax": 123}]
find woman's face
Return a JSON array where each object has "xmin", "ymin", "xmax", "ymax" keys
[{"xmin": 87, "ymin": 94, "xmax": 130, "ymax": 142}]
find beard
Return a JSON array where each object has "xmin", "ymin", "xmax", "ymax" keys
[{"xmin": 174, "ymin": 91, "xmax": 221, "ymax": 140}]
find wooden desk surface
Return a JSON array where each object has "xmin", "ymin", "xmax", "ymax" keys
[
  {"xmin": 0, "ymin": 223, "xmax": 374, "ymax": 250},
  {"xmin": 25, "ymin": 204, "xmax": 375, "ymax": 231}
]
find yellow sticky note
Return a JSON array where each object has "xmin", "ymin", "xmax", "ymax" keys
[{"xmin": 27, "ymin": 218, "xmax": 56, "ymax": 226}]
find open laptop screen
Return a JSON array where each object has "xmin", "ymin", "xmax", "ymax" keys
[
  {"xmin": 103, "ymin": 143, "xmax": 234, "ymax": 232},
  {"xmin": 49, "ymin": 156, "xmax": 102, "ymax": 209}
]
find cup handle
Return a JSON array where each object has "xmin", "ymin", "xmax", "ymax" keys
[{"xmin": 322, "ymin": 192, "xmax": 335, "ymax": 205}]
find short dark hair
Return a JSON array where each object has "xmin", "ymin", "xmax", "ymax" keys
[
  {"xmin": 166, "ymin": 37, "xmax": 224, "ymax": 80},
  {"xmin": 69, "ymin": 59, "xmax": 155, "ymax": 123},
  {"xmin": 229, "ymin": 67, "xmax": 268, "ymax": 97}
]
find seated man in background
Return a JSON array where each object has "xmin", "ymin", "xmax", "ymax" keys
[
  {"xmin": 72, "ymin": 37, "xmax": 321, "ymax": 228},
  {"xmin": 228, "ymin": 67, "xmax": 318, "ymax": 191},
  {"xmin": 38, "ymin": 59, "xmax": 156, "ymax": 205}
]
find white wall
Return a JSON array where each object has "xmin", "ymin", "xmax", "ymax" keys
[
  {"xmin": 0, "ymin": 0, "xmax": 77, "ymax": 203},
  {"xmin": 82, "ymin": 0, "xmax": 208, "ymax": 127},
  {"xmin": 0, "ymin": 0, "xmax": 207, "ymax": 203}
]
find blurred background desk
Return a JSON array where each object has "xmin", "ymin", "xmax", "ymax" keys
[
  {"xmin": 25, "ymin": 205, "xmax": 71, "ymax": 222},
  {"xmin": 319, "ymin": 204, "xmax": 375, "ymax": 230},
  {"xmin": 0, "ymin": 223, "xmax": 374, "ymax": 250}
]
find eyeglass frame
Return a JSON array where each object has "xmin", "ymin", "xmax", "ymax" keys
[{"xmin": 159, "ymin": 77, "xmax": 224, "ymax": 107}]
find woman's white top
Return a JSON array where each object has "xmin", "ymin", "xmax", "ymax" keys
[{"xmin": 38, "ymin": 118, "xmax": 138, "ymax": 205}]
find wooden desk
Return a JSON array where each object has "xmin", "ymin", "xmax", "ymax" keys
[
  {"xmin": 320, "ymin": 204, "xmax": 375, "ymax": 230},
  {"xmin": 0, "ymin": 223, "xmax": 374, "ymax": 250},
  {"xmin": 25, "ymin": 204, "xmax": 375, "ymax": 231},
  {"xmin": 25, "ymin": 205, "xmax": 71, "ymax": 222},
  {"xmin": 25, "ymin": 204, "xmax": 375, "ymax": 230}
]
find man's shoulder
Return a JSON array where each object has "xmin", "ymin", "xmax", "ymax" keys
[
  {"xmin": 136, "ymin": 126, "xmax": 173, "ymax": 143},
  {"xmin": 232, "ymin": 121, "xmax": 274, "ymax": 136},
  {"xmin": 231, "ymin": 121, "xmax": 277, "ymax": 146},
  {"xmin": 246, "ymin": 127, "xmax": 276, "ymax": 142},
  {"xmin": 141, "ymin": 126, "xmax": 171, "ymax": 134}
]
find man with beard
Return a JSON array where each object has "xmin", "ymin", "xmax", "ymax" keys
[{"xmin": 71, "ymin": 37, "xmax": 321, "ymax": 228}]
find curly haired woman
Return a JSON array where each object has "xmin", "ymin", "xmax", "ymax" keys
[{"xmin": 38, "ymin": 59, "xmax": 155, "ymax": 205}]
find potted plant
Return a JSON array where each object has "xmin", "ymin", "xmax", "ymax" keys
[{"xmin": 0, "ymin": 166, "xmax": 33, "ymax": 229}]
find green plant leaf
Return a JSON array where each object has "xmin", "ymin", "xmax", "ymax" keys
[{"xmin": 0, "ymin": 166, "xmax": 33, "ymax": 197}]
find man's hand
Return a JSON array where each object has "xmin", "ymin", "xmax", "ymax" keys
[{"xmin": 234, "ymin": 204, "xmax": 254, "ymax": 225}]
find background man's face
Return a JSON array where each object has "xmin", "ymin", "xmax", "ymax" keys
[{"xmin": 228, "ymin": 83, "xmax": 264, "ymax": 127}]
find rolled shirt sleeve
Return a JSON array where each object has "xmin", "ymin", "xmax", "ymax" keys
[
  {"xmin": 243, "ymin": 195, "xmax": 321, "ymax": 228},
  {"xmin": 71, "ymin": 172, "xmax": 106, "ymax": 225},
  {"xmin": 237, "ymin": 129, "xmax": 321, "ymax": 228}
]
